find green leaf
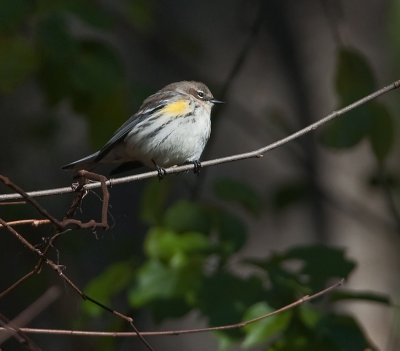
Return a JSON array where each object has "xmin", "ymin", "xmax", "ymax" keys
[
  {"xmin": 245, "ymin": 253, "xmax": 310, "ymax": 304},
  {"xmin": 299, "ymin": 305, "xmax": 322, "ymax": 328},
  {"xmin": 82, "ymin": 261, "xmax": 134, "ymax": 317},
  {"xmin": 129, "ymin": 260, "xmax": 178, "ymax": 306},
  {"xmin": 140, "ymin": 178, "xmax": 170, "ymax": 225},
  {"xmin": 368, "ymin": 102, "xmax": 394, "ymax": 161},
  {"xmin": 286, "ymin": 245, "xmax": 356, "ymax": 289},
  {"xmin": 330, "ymin": 290, "xmax": 391, "ymax": 305},
  {"xmin": 317, "ymin": 314, "xmax": 374, "ymax": 351},
  {"xmin": 320, "ymin": 47, "xmax": 377, "ymax": 149},
  {"xmin": 163, "ymin": 200, "xmax": 211, "ymax": 234},
  {"xmin": 214, "ymin": 178, "xmax": 263, "ymax": 216},
  {"xmin": 150, "ymin": 297, "xmax": 191, "ymax": 322},
  {"xmin": 335, "ymin": 47, "xmax": 376, "ymax": 104},
  {"xmin": 0, "ymin": 36, "xmax": 37, "ymax": 92},
  {"xmin": 144, "ymin": 227, "xmax": 209, "ymax": 265},
  {"xmin": 242, "ymin": 302, "xmax": 291, "ymax": 348},
  {"xmin": 319, "ymin": 104, "xmax": 374, "ymax": 148},
  {"xmin": 198, "ymin": 272, "xmax": 265, "ymax": 328},
  {"xmin": 216, "ymin": 210, "xmax": 247, "ymax": 256},
  {"xmin": 271, "ymin": 182, "xmax": 307, "ymax": 212},
  {"xmin": 0, "ymin": 0, "xmax": 32, "ymax": 32},
  {"xmin": 214, "ymin": 331, "xmax": 239, "ymax": 351},
  {"xmin": 129, "ymin": 258, "xmax": 203, "ymax": 309},
  {"xmin": 266, "ymin": 336, "xmax": 309, "ymax": 351}
]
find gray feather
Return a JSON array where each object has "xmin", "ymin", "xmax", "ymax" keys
[{"xmin": 61, "ymin": 151, "xmax": 100, "ymax": 170}]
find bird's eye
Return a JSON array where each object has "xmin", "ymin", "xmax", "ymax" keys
[{"xmin": 197, "ymin": 90, "xmax": 205, "ymax": 98}]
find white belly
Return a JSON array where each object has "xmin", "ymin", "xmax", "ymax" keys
[{"xmin": 123, "ymin": 111, "xmax": 211, "ymax": 168}]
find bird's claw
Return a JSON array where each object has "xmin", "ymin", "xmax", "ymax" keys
[
  {"xmin": 152, "ymin": 160, "xmax": 166, "ymax": 180},
  {"xmin": 192, "ymin": 160, "xmax": 202, "ymax": 174}
]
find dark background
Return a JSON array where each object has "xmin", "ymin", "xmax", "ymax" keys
[{"xmin": 1, "ymin": 0, "xmax": 399, "ymax": 350}]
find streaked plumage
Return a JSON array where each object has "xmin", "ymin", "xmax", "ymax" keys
[{"xmin": 62, "ymin": 81, "xmax": 222, "ymax": 174}]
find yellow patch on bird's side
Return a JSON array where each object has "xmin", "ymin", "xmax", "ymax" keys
[{"xmin": 161, "ymin": 99, "xmax": 190, "ymax": 115}]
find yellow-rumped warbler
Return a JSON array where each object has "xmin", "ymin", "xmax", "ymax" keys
[{"xmin": 62, "ymin": 81, "xmax": 222, "ymax": 176}]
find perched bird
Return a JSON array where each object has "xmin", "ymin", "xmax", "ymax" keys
[{"xmin": 62, "ymin": 81, "xmax": 222, "ymax": 176}]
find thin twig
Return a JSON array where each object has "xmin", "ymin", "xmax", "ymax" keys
[
  {"xmin": 0, "ymin": 279, "xmax": 344, "ymax": 338},
  {"xmin": 0, "ymin": 219, "xmax": 51, "ymax": 228},
  {"xmin": 0, "ymin": 173, "xmax": 109, "ymax": 231},
  {"xmin": 0, "ymin": 79, "xmax": 399, "ymax": 202},
  {"xmin": 60, "ymin": 171, "xmax": 110, "ymax": 230},
  {"xmin": 0, "ymin": 217, "xmax": 153, "ymax": 351},
  {"xmin": 0, "ymin": 313, "xmax": 42, "ymax": 351},
  {"xmin": 0, "ymin": 286, "xmax": 60, "ymax": 346},
  {"xmin": 0, "ymin": 175, "xmax": 63, "ymax": 230},
  {"xmin": 0, "ymin": 218, "xmax": 46, "ymax": 258},
  {"xmin": 0, "ymin": 269, "xmax": 38, "ymax": 300},
  {"xmin": 0, "ymin": 201, "xmax": 26, "ymax": 205}
]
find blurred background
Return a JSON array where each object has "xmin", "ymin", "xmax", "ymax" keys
[{"xmin": 1, "ymin": 0, "xmax": 400, "ymax": 350}]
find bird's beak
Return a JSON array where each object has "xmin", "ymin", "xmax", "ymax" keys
[{"xmin": 210, "ymin": 98, "xmax": 224, "ymax": 104}]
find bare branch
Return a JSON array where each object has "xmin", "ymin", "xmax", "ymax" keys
[
  {"xmin": 0, "ymin": 269, "xmax": 38, "ymax": 300},
  {"xmin": 0, "ymin": 216, "xmax": 154, "ymax": 351},
  {"xmin": 0, "ymin": 201, "xmax": 26, "ymax": 205},
  {"xmin": 0, "ymin": 173, "xmax": 110, "ymax": 231},
  {"xmin": 0, "ymin": 79, "xmax": 399, "ymax": 202},
  {"xmin": 0, "ymin": 286, "xmax": 60, "ymax": 347},
  {"xmin": 0, "ymin": 279, "xmax": 344, "ymax": 338},
  {"xmin": 0, "ymin": 219, "xmax": 51, "ymax": 228},
  {"xmin": 0, "ymin": 313, "xmax": 42, "ymax": 351},
  {"xmin": 0, "ymin": 175, "xmax": 63, "ymax": 230}
]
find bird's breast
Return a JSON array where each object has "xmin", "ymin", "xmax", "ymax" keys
[{"xmin": 160, "ymin": 99, "xmax": 191, "ymax": 116}]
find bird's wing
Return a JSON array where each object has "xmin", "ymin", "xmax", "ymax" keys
[
  {"xmin": 61, "ymin": 151, "xmax": 100, "ymax": 170},
  {"xmin": 95, "ymin": 92, "xmax": 177, "ymax": 162}
]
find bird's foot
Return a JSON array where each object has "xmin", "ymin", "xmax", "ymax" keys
[
  {"xmin": 187, "ymin": 160, "xmax": 202, "ymax": 175},
  {"xmin": 152, "ymin": 160, "xmax": 167, "ymax": 180}
]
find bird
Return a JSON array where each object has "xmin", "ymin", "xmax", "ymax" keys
[{"xmin": 62, "ymin": 81, "xmax": 222, "ymax": 177}]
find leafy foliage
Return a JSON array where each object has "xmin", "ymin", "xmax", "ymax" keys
[
  {"xmin": 242, "ymin": 304, "xmax": 291, "ymax": 348},
  {"xmin": 0, "ymin": 0, "xmax": 131, "ymax": 147},
  {"xmin": 1, "ymin": 2, "xmax": 396, "ymax": 350},
  {"xmin": 82, "ymin": 179, "xmax": 389, "ymax": 350},
  {"xmin": 214, "ymin": 178, "xmax": 263, "ymax": 216},
  {"xmin": 83, "ymin": 260, "xmax": 135, "ymax": 317},
  {"xmin": 320, "ymin": 47, "xmax": 394, "ymax": 162}
]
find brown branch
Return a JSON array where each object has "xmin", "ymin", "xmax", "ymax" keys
[
  {"xmin": 0, "ymin": 286, "xmax": 60, "ymax": 347},
  {"xmin": 0, "ymin": 216, "xmax": 153, "ymax": 351},
  {"xmin": 0, "ymin": 279, "xmax": 344, "ymax": 338},
  {"xmin": 0, "ymin": 200, "xmax": 26, "ymax": 205},
  {"xmin": 0, "ymin": 269, "xmax": 38, "ymax": 300},
  {"xmin": 0, "ymin": 172, "xmax": 109, "ymax": 231},
  {"xmin": 0, "ymin": 173, "xmax": 110, "ymax": 299},
  {"xmin": 0, "ymin": 313, "xmax": 42, "ymax": 351},
  {"xmin": 60, "ymin": 170, "xmax": 110, "ymax": 230},
  {"xmin": 0, "ymin": 219, "xmax": 51, "ymax": 228},
  {"xmin": 0, "ymin": 218, "xmax": 46, "ymax": 258},
  {"xmin": 0, "ymin": 175, "xmax": 63, "ymax": 230},
  {"xmin": 0, "ymin": 79, "xmax": 399, "ymax": 202},
  {"xmin": 0, "ymin": 78, "xmax": 397, "ymax": 348}
]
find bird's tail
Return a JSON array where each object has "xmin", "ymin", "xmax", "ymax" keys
[{"xmin": 61, "ymin": 151, "xmax": 100, "ymax": 170}]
